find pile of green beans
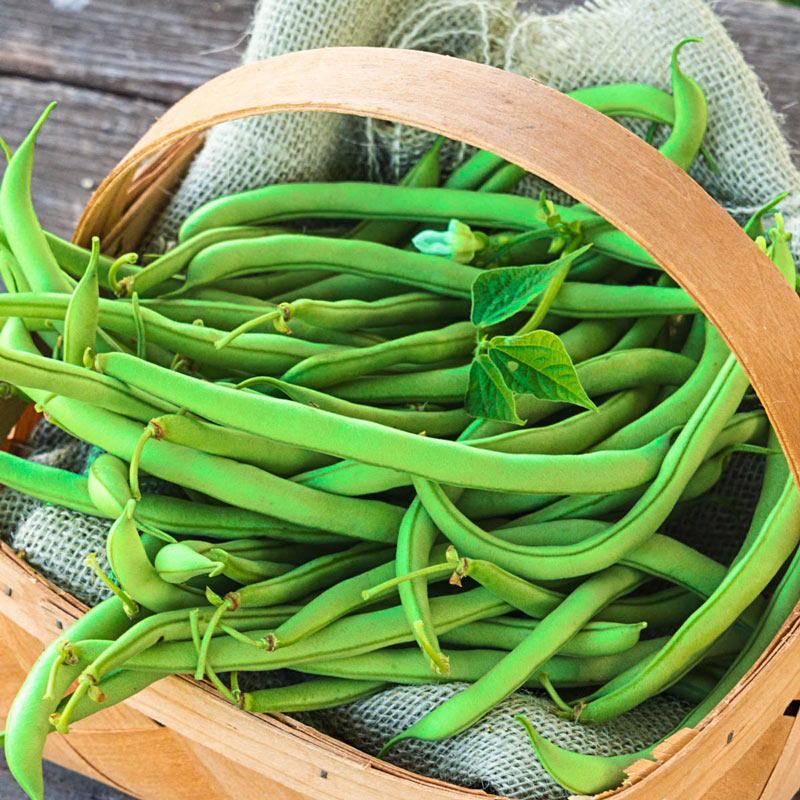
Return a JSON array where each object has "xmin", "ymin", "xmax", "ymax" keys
[{"xmin": 1, "ymin": 38, "xmax": 798, "ymax": 800}]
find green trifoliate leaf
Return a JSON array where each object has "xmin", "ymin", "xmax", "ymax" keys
[
  {"xmin": 488, "ymin": 330, "xmax": 597, "ymax": 411},
  {"xmin": 413, "ymin": 219, "xmax": 488, "ymax": 264},
  {"xmin": 470, "ymin": 244, "xmax": 592, "ymax": 328},
  {"xmin": 465, "ymin": 352, "xmax": 524, "ymax": 424}
]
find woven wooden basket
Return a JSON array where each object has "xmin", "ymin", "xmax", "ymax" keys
[{"xmin": 2, "ymin": 47, "xmax": 800, "ymax": 800}]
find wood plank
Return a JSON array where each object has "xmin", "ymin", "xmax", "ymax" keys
[
  {"xmin": 0, "ymin": 78, "xmax": 165, "ymax": 239},
  {"xmin": 0, "ymin": 0, "xmax": 250, "ymax": 104},
  {"xmin": 717, "ymin": 0, "xmax": 800, "ymax": 154},
  {"xmin": 761, "ymin": 709, "xmax": 800, "ymax": 800}
]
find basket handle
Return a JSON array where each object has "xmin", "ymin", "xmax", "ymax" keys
[{"xmin": 74, "ymin": 46, "xmax": 800, "ymax": 488}]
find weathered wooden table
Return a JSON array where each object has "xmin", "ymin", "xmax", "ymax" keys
[{"xmin": 0, "ymin": 0, "xmax": 798, "ymax": 798}]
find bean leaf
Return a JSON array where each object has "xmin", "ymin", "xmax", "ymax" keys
[
  {"xmin": 470, "ymin": 244, "xmax": 592, "ymax": 328},
  {"xmin": 465, "ymin": 353, "xmax": 524, "ymax": 425},
  {"xmin": 488, "ymin": 330, "xmax": 597, "ymax": 411}
]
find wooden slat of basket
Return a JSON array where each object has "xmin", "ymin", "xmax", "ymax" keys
[
  {"xmin": 760, "ymin": 711, "xmax": 800, "ymax": 799},
  {"xmin": 0, "ymin": 396, "xmax": 29, "ymax": 451},
  {"xmin": 101, "ymin": 134, "xmax": 203, "ymax": 255}
]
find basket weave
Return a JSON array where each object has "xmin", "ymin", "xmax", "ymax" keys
[{"xmin": 3, "ymin": 47, "xmax": 800, "ymax": 800}]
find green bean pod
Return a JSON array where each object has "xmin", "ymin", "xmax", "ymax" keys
[
  {"xmin": 176, "ymin": 183, "xmax": 653, "ymax": 267},
  {"xmin": 381, "ymin": 566, "xmax": 645, "ymax": 750},
  {"xmin": 438, "ymin": 617, "xmax": 647, "ymax": 658},
  {"xmin": 242, "ymin": 678, "xmax": 389, "ymax": 713},
  {"xmin": 280, "ymin": 321, "xmax": 476, "ymax": 390},
  {"xmin": 153, "ymin": 543, "xmax": 224, "ymax": 584},
  {"xmin": 98, "ymin": 351, "xmax": 679, "ymax": 495},
  {"xmin": 74, "ymin": 605, "xmax": 300, "ymax": 693},
  {"xmin": 73, "ymin": 587, "xmax": 511, "ymax": 674},
  {"xmin": 0, "ymin": 291, "xmax": 347, "ymax": 376},
  {"xmin": 256, "ymin": 377, "xmax": 471, "ymax": 436},
  {"xmin": 208, "ymin": 549, "xmax": 295, "ymax": 584},
  {"xmin": 329, "ymin": 346, "xmax": 695, "ymax": 405},
  {"xmin": 300, "ymin": 637, "xmax": 669, "ymax": 689},
  {"xmin": 151, "ymin": 413, "xmax": 336, "ymax": 477},
  {"xmin": 140, "ymin": 296, "xmax": 388, "ymax": 348},
  {"xmin": 0, "ymin": 448, "xmax": 101, "ymax": 516},
  {"xmin": 62, "ymin": 237, "xmax": 100, "ymax": 365},
  {"xmin": 577, "ymin": 475, "xmax": 800, "ymax": 723},
  {"xmin": 107, "ymin": 501, "xmax": 204, "ymax": 611},
  {"xmin": 660, "ymin": 38, "xmax": 708, "ymax": 171},
  {"xmin": 122, "ymin": 225, "xmax": 270, "ymax": 297},
  {"xmin": 3, "ymin": 597, "xmax": 133, "ymax": 800},
  {"xmin": 176, "ymin": 234, "xmax": 676, "ymax": 303},
  {"xmin": 264, "ymin": 542, "xmax": 448, "ymax": 653},
  {"xmin": 20, "ymin": 389, "xmax": 405, "ymax": 542},
  {"xmin": 0, "ymin": 325, "xmax": 167, "ymax": 421},
  {"xmin": 0, "ymin": 104, "xmax": 72, "ymax": 294}
]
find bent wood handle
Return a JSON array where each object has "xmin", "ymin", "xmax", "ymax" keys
[{"xmin": 74, "ymin": 46, "xmax": 800, "ymax": 489}]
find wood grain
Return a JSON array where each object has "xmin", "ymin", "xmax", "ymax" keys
[
  {"xmin": 716, "ymin": 0, "xmax": 800, "ymax": 154},
  {"xmin": 0, "ymin": 78, "xmax": 164, "ymax": 239},
  {"xmin": 0, "ymin": 0, "xmax": 249, "ymax": 104}
]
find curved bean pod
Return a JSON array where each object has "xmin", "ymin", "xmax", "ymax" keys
[
  {"xmin": 97, "ymin": 351, "xmax": 677, "ymax": 495},
  {"xmin": 660, "ymin": 38, "xmax": 708, "ymax": 171},
  {"xmin": 62, "ymin": 237, "xmax": 100, "ymax": 366},
  {"xmin": 381, "ymin": 566, "xmax": 645, "ymax": 750},
  {"xmin": 414, "ymin": 350, "xmax": 750, "ymax": 580},
  {"xmin": 280, "ymin": 321, "xmax": 476, "ymax": 390},
  {"xmin": 242, "ymin": 678, "xmax": 389, "ymax": 713},
  {"xmin": 3, "ymin": 597, "xmax": 133, "ymax": 800},
  {"xmin": 122, "ymin": 225, "xmax": 270, "ymax": 297},
  {"xmin": 0, "ymin": 104, "xmax": 72, "ymax": 294},
  {"xmin": 107, "ymin": 501, "xmax": 203, "ymax": 612},
  {"xmin": 577, "ymin": 474, "xmax": 800, "ymax": 723},
  {"xmin": 438, "ymin": 617, "xmax": 646, "ymax": 658}
]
